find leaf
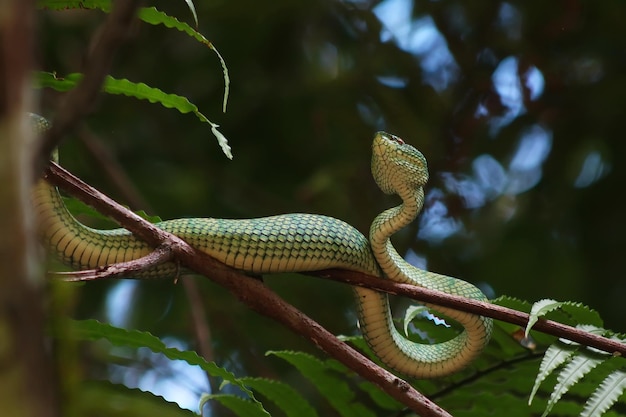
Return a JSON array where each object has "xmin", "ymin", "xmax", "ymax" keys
[
  {"xmin": 403, "ymin": 305, "xmax": 429, "ymax": 337},
  {"xmin": 37, "ymin": 0, "xmax": 112, "ymax": 11},
  {"xmin": 541, "ymin": 351, "xmax": 604, "ymax": 417},
  {"xmin": 35, "ymin": 72, "xmax": 233, "ymax": 159},
  {"xmin": 64, "ymin": 319, "xmax": 255, "ymax": 399},
  {"xmin": 238, "ymin": 377, "xmax": 318, "ymax": 417},
  {"xmin": 560, "ymin": 302, "xmax": 604, "ymax": 328},
  {"xmin": 137, "ymin": 7, "xmax": 229, "ymax": 112},
  {"xmin": 182, "ymin": 0, "xmax": 198, "ymax": 28},
  {"xmin": 527, "ymin": 299, "xmax": 563, "ymax": 336},
  {"xmin": 76, "ymin": 381, "xmax": 196, "ymax": 417},
  {"xmin": 581, "ymin": 369, "xmax": 626, "ymax": 417},
  {"xmin": 36, "ymin": 1, "xmax": 229, "ymax": 112},
  {"xmin": 199, "ymin": 394, "xmax": 269, "ymax": 417},
  {"xmin": 267, "ymin": 351, "xmax": 376, "ymax": 417},
  {"xmin": 357, "ymin": 381, "xmax": 403, "ymax": 411},
  {"xmin": 529, "ymin": 342, "xmax": 577, "ymax": 405}
]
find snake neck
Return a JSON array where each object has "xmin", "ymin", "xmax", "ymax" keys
[{"xmin": 369, "ymin": 186, "xmax": 423, "ymax": 282}]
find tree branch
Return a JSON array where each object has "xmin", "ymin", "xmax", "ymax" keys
[
  {"xmin": 49, "ymin": 244, "xmax": 174, "ymax": 282},
  {"xmin": 307, "ymin": 269, "xmax": 626, "ymax": 357},
  {"xmin": 43, "ymin": 162, "xmax": 452, "ymax": 417}
]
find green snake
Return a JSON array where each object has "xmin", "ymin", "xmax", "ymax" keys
[{"xmin": 31, "ymin": 113, "xmax": 492, "ymax": 378}]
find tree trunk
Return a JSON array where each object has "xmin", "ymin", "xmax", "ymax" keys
[{"xmin": 0, "ymin": 1, "xmax": 59, "ymax": 416}]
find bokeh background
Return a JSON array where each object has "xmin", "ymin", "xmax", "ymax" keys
[{"xmin": 38, "ymin": 0, "xmax": 626, "ymax": 410}]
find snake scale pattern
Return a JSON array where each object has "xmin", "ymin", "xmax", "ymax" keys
[{"xmin": 31, "ymin": 113, "xmax": 492, "ymax": 378}]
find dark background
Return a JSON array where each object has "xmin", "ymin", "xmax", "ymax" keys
[{"xmin": 38, "ymin": 0, "xmax": 626, "ymax": 408}]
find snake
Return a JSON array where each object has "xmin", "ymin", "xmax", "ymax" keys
[{"xmin": 31, "ymin": 113, "xmax": 492, "ymax": 378}]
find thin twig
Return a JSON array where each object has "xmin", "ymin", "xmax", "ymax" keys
[
  {"xmin": 49, "ymin": 244, "xmax": 173, "ymax": 281},
  {"xmin": 44, "ymin": 161, "xmax": 452, "ymax": 417},
  {"xmin": 36, "ymin": 0, "xmax": 143, "ymax": 172},
  {"xmin": 76, "ymin": 123, "xmax": 150, "ymax": 210}
]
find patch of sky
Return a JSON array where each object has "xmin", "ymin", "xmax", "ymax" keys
[
  {"xmin": 472, "ymin": 154, "xmax": 508, "ymax": 199},
  {"xmin": 356, "ymin": 98, "xmax": 386, "ymax": 129},
  {"xmin": 417, "ymin": 188, "xmax": 464, "ymax": 243},
  {"xmin": 106, "ymin": 280, "xmax": 139, "ymax": 328},
  {"xmin": 106, "ymin": 282, "xmax": 209, "ymax": 410},
  {"xmin": 495, "ymin": 3, "xmax": 522, "ymax": 40},
  {"xmin": 109, "ymin": 337, "xmax": 209, "ymax": 411},
  {"xmin": 489, "ymin": 56, "xmax": 545, "ymax": 134},
  {"xmin": 506, "ymin": 124, "xmax": 553, "ymax": 194},
  {"xmin": 437, "ymin": 154, "xmax": 507, "ymax": 213},
  {"xmin": 574, "ymin": 150, "xmax": 611, "ymax": 188},
  {"xmin": 405, "ymin": 248, "xmax": 428, "ymax": 269},
  {"xmin": 373, "ymin": 0, "xmax": 459, "ymax": 91},
  {"xmin": 376, "ymin": 75, "xmax": 409, "ymax": 88}
]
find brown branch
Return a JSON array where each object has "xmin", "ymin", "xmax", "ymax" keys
[
  {"xmin": 36, "ymin": 0, "xmax": 143, "ymax": 172},
  {"xmin": 44, "ymin": 163, "xmax": 452, "ymax": 417},
  {"xmin": 49, "ymin": 244, "xmax": 173, "ymax": 282},
  {"xmin": 308, "ymin": 269, "xmax": 626, "ymax": 357}
]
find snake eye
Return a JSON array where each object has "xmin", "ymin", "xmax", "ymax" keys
[
  {"xmin": 389, "ymin": 134, "xmax": 405, "ymax": 145},
  {"xmin": 380, "ymin": 132, "xmax": 405, "ymax": 145}
]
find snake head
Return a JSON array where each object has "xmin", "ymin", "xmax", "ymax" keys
[{"xmin": 371, "ymin": 132, "xmax": 429, "ymax": 195}]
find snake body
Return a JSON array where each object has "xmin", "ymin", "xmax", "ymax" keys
[{"xmin": 32, "ymin": 114, "xmax": 492, "ymax": 378}]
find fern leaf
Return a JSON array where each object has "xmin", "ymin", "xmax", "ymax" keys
[
  {"xmin": 580, "ymin": 369, "xmax": 626, "ymax": 417},
  {"xmin": 64, "ymin": 319, "xmax": 255, "ymax": 399},
  {"xmin": 34, "ymin": 72, "xmax": 232, "ymax": 159},
  {"xmin": 529, "ymin": 343, "xmax": 577, "ymax": 405},
  {"xmin": 267, "ymin": 351, "xmax": 375, "ymax": 417},
  {"xmin": 37, "ymin": 1, "xmax": 229, "ymax": 112},
  {"xmin": 403, "ymin": 305, "xmax": 429, "ymax": 337},
  {"xmin": 181, "ymin": 0, "xmax": 198, "ymax": 28},
  {"xmin": 238, "ymin": 377, "xmax": 318, "ymax": 417},
  {"xmin": 357, "ymin": 381, "xmax": 403, "ymax": 411},
  {"xmin": 527, "ymin": 299, "xmax": 563, "ymax": 336},
  {"xmin": 541, "ymin": 351, "xmax": 604, "ymax": 417},
  {"xmin": 560, "ymin": 302, "xmax": 604, "ymax": 328},
  {"xmin": 137, "ymin": 7, "xmax": 230, "ymax": 112},
  {"xmin": 199, "ymin": 394, "xmax": 269, "ymax": 417}
]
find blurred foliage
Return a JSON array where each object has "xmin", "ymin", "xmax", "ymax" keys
[{"xmin": 37, "ymin": 0, "xmax": 626, "ymax": 413}]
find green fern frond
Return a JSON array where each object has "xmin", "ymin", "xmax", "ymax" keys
[
  {"xmin": 37, "ymin": 1, "xmax": 229, "ymax": 112},
  {"xmin": 581, "ymin": 368, "xmax": 626, "ymax": 417},
  {"xmin": 559, "ymin": 303, "xmax": 604, "ymax": 328},
  {"xmin": 63, "ymin": 319, "xmax": 256, "ymax": 400},
  {"xmin": 35, "ymin": 72, "xmax": 232, "ymax": 159},
  {"xmin": 541, "ymin": 351, "xmax": 605, "ymax": 417},
  {"xmin": 181, "ymin": 0, "xmax": 198, "ymax": 28},
  {"xmin": 267, "ymin": 351, "xmax": 376, "ymax": 417},
  {"xmin": 527, "ymin": 299, "xmax": 563, "ymax": 336},
  {"xmin": 529, "ymin": 343, "xmax": 578, "ymax": 405},
  {"xmin": 402, "ymin": 305, "xmax": 429, "ymax": 337},
  {"xmin": 198, "ymin": 394, "xmax": 269, "ymax": 417},
  {"xmin": 238, "ymin": 377, "xmax": 318, "ymax": 417}
]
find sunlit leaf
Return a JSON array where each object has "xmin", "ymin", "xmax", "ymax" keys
[{"xmin": 527, "ymin": 299, "xmax": 563, "ymax": 336}]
